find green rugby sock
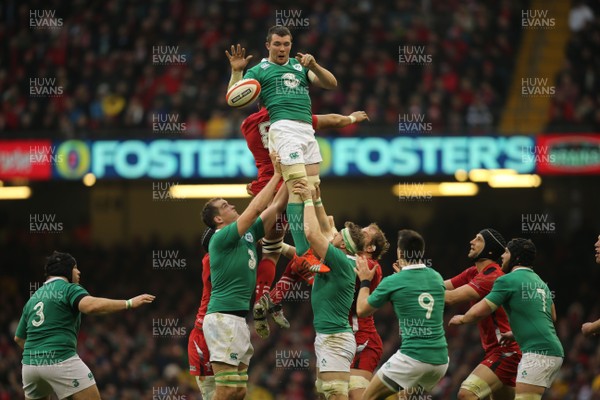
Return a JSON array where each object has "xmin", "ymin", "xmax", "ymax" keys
[{"xmin": 287, "ymin": 203, "xmax": 310, "ymax": 255}]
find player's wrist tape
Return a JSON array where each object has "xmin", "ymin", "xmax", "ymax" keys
[
  {"xmin": 304, "ymin": 199, "xmax": 314, "ymax": 207},
  {"xmin": 348, "ymin": 115, "xmax": 356, "ymax": 124},
  {"xmin": 315, "ymin": 198, "xmax": 323, "ymax": 207},
  {"xmin": 126, "ymin": 299, "xmax": 133, "ymax": 309},
  {"xmin": 360, "ymin": 280, "xmax": 371, "ymax": 288}
]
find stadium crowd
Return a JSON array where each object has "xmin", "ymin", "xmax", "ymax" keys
[
  {"xmin": 2, "ymin": 220, "xmax": 599, "ymax": 399},
  {"xmin": 547, "ymin": 1, "xmax": 600, "ymax": 133},
  {"xmin": 2, "ymin": 0, "xmax": 526, "ymax": 138}
]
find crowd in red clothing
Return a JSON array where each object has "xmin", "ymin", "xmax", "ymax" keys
[
  {"xmin": 548, "ymin": 1, "xmax": 600, "ymax": 132},
  {"xmin": 1, "ymin": 0, "xmax": 526, "ymax": 138}
]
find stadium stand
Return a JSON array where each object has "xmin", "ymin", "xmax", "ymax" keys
[{"xmin": 2, "ymin": 0, "xmax": 525, "ymax": 138}]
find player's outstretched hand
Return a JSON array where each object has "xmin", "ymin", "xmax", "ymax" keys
[
  {"xmin": 392, "ymin": 260, "xmax": 401, "ymax": 273},
  {"xmin": 130, "ymin": 294, "xmax": 156, "ymax": 309},
  {"xmin": 226, "ymin": 44, "xmax": 253, "ymax": 71},
  {"xmin": 499, "ymin": 330, "xmax": 515, "ymax": 344},
  {"xmin": 354, "ymin": 255, "xmax": 376, "ymax": 281},
  {"xmin": 295, "ymin": 52, "xmax": 316, "ymax": 68},
  {"xmin": 292, "ymin": 180, "xmax": 311, "ymax": 201},
  {"xmin": 350, "ymin": 111, "xmax": 370, "ymax": 123},
  {"xmin": 448, "ymin": 315, "xmax": 464, "ymax": 326},
  {"xmin": 269, "ymin": 152, "xmax": 281, "ymax": 175},
  {"xmin": 312, "ymin": 182, "xmax": 321, "ymax": 201},
  {"xmin": 582, "ymin": 322, "xmax": 597, "ymax": 337}
]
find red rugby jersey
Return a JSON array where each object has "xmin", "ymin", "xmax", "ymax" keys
[
  {"xmin": 450, "ymin": 263, "xmax": 521, "ymax": 354},
  {"xmin": 349, "ymin": 259, "xmax": 383, "ymax": 334},
  {"xmin": 194, "ymin": 253, "xmax": 212, "ymax": 329}
]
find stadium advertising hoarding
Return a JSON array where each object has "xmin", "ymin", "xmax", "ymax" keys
[
  {"xmin": 0, "ymin": 135, "xmax": 597, "ymax": 181},
  {"xmin": 535, "ymin": 134, "xmax": 600, "ymax": 175},
  {"xmin": 0, "ymin": 140, "xmax": 54, "ymax": 180}
]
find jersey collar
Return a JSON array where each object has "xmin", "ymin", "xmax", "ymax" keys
[
  {"xmin": 267, "ymin": 58, "xmax": 290, "ymax": 66},
  {"xmin": 402, "ymin": 263, "xmax": 427, "ymax": 270},
  {"xmin": 513, "ymin": 267, "xmax": 533, "ymax": 272},
  {"xmin": 45, "ymin": 277, "xmax": 68, "ymax": 284}
]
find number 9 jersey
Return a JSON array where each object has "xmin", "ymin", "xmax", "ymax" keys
[{"xmin": 367, "ymin": 263, "xmax": 448, "ymax": 365}]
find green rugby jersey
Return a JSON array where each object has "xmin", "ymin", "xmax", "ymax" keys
[
  {"xmin": 311, "ymin": 244, "xmax": 356, "ymax": 334},
  {"xmin": 245, "ymin": 58, "xmax": 312, "ymax": 124},
  {"xmin": 485, "ymin": 268, "xmax": 563, "ymax": 357},
  {"xmin": 368, "ymin": 264, "xmax": 448, "ymax": 365},
  {"xmin": 207, "ymin": 218, "xmax": 265, "ymax": 314},
  {"xmin": 16, "ymin": 278, "xmax": 89, "ymax": 365}
]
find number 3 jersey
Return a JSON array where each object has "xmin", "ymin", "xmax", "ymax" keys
[
  {"xmin": 207, "ymin": 219, "xmax": 265, "ymax": 314},
  {"xmin": 367, "ymin": 264, "xmax": 448, "ymax": 365},
  {"xmin": 241, "ymin": 108, "xmax": 318, "ymax": 196},
  {"xmin": 16, "ymin": 278, "xmax": 89, "ymax": 365}
]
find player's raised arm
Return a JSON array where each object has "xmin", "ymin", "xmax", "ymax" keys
[
  {"xmin": 297, "ymin": 52, "xmax": 337, "ymax": 89},
  {"xmin": 78, "ymin": 294, "xmax": 155, "ymax": 315},
  {"xmin": 354, "ymin": 255, "xmax": 378, "ymax": 317},
  {"xmin": 293, "ymin": 180, "xmax": 329, "ymax": 259},
  {"xmin": 259, "ymin": 180, "xmax": 288, "ymax": 234},
  {"xmin": 315, "ymin": 111, "xmax": 369, "ymax": 129},
  {"xmin": 311, "ymin": 183, "xmax": 334, "ymax": 240},
  {"xmin": 236, "ymin": 153, "xmax": 282, "ymax": 236},
  {"xmin": 226, "ymin": 43, "xmax": 253, "ymax": 88}
]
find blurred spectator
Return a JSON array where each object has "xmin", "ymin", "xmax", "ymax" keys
[{"xmin": 569, "ymin": 0, "xmax": 595, "ymax": 32}]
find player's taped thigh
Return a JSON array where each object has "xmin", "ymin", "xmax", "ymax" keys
[
  {"xmin": 307, "ymin": 175, "xmax": 321, "ymax": 190},
  {"xmin": 281, "ymin": 163, "xmax": 307, "ymax": 182},
  {"xmin": 349, "ymin": 375, "xmax": 370, "ymax": 391},
  {"xmin": 195, "ymin": 376, "xmax": 215, "ymax": 399},
  {"xmin": 321, "ymin": 379, "xmax": 349, "ymax": 399},
  {"xmin": 460, "ymin": 374, "xmax": 493, "ymax": 398},
  {"xmin": 515, "ymin": 394, "xmax": 542, "ymax": 400},
  {"xmin": 214, "ymin": 371, "xmax": 248, "ymax": 388},
  {"xmin": 262, "ymin": 237, "xmax": 284, "ymax": 254}
]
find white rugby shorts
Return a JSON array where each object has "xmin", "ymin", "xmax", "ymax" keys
[
  {"xmin": 314, "ymin": 331, "xmax": 356, "ymax": 373},
  {"xmin": 204, "ymin": 313, "xmax": 254, "ymax": 367},
  {"xmin": 269, "ymin": 119, "xmax": 322, "ymax": 166},
  {"xmin": 377, "ymin": 350, "xmax": 448, "ymax": 393}
]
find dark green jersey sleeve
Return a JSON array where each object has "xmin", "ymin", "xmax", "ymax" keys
[
  {"xmin": 367, "ymin": 275, "xmax": 395, "ymax": 309},
  {"xmin": 485, "ymin": 274, "xmax": 512, "ymax": 307}
]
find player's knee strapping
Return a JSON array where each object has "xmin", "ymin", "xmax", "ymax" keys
[
  {"xmin": 214, "ymin": 371, "xmax": 247, "ymax": 388},
  {"xmin": 282, "ymin": 164, "xmax": 307, "ymax": 203},
  {"xmin": 460, "ymin": 374, "xmax": 492, "ymax": 399},
  {"xmin": 349, "ymin": 375, "xmax": 370, "ymax": 391},
  {"xmin": 196, "ymin": 376, "xmax": 215, "ymax": 399},
  {"xmin": 282, "ymin": 164, "xmax": 307, "ymax": 182},
  {"xmin": 315, "ymin": 378, "xmax": 323, "ymax": 394},
  {"xmin": 262, "ymin": 237, "xmax": 284, "ymax": 254},
  {"xmin": 321, "ymin": 379, "xmax": 349, "ymax": 399},
  {"xmin": 515, "ymin": 394, "xmax": 542, "ymax": 400}
]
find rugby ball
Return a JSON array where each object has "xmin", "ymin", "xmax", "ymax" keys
[{"xmin": 226, "ymin": 79, "xmax": 261, "ymax": 108}]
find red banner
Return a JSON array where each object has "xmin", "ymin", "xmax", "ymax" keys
[{"xmin": 0, "ymin": 140, "xmax": 53, "ymax": 180}]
